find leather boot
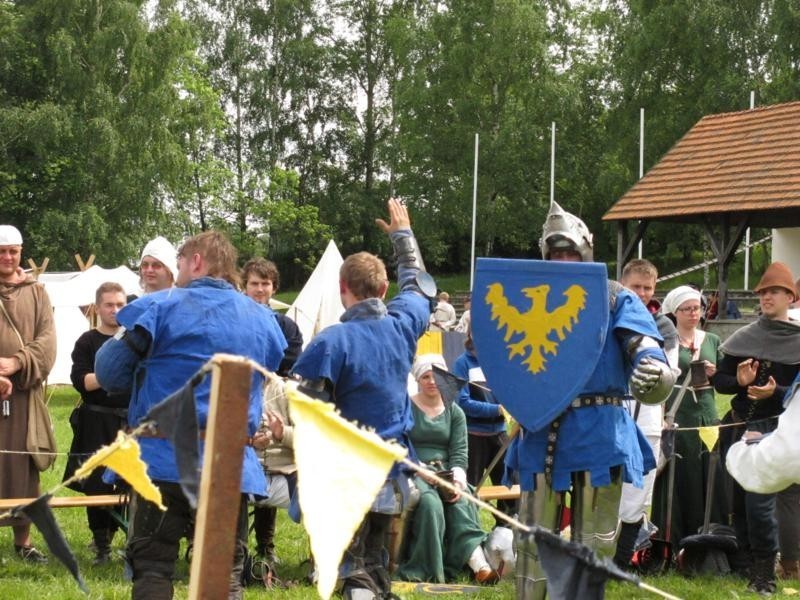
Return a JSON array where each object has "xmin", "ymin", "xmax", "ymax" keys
[
  {"xmin": 92, "ymin": 529, "xmax": 112, "ymax": 566},
  {"xmin": 748, "ymin": 554, "xmax": 777, "ymax": 595},
  {"xmin": 613, "ymin": 519, "xmax": 642, "ymax": 570}
]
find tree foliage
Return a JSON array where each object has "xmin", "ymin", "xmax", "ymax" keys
[{"xmin": 2, "ymin": 0, "xmax": 800, "ymax": 280}]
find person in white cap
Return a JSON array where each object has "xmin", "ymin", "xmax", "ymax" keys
[
  {"xmin": 0, "ymin": 225, "xmax": 57, "ymax": 564},
  {"xmin": 139, "ymin": 236, "xmax": 178, "ymax": 294}
]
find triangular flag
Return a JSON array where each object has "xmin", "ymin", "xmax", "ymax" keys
[
  {"xmin": 75, "ymin": 431, "xmax": 165, "ymax": 510},
  {"xmin": 287, "ymin": 388, "xmax": 407, "ymax": 600},
  {"xmin": 14, "ymin": 495, "xmax": 88, "ymax": 593},
  {"xmin": 431, "ymin": 365, "xmax": 466, "ymax": 405},
  {"xmin": 698, "ymin": 426, "xmax": 719, "ymax": 452},
  {"xmin": 144, "ymin": 376, "xmax": 203, "ymax": 508}
]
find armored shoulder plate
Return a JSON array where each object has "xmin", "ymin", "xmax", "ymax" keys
[{"xmin": 607, "ymin": 279, "xmax": 623, "ymax": 311}]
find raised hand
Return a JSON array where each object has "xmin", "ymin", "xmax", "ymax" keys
[{"xmin": 375, "ymin": 198, "xmax": 411, "ymax": 234}]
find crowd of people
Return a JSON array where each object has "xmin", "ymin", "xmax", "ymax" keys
[{"xmin": 0, "ymin": 199, "xmax": 798, "ymax": 600}]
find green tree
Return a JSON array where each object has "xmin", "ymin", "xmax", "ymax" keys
[{"xmin": 0, "ymin": 0, "xmax": 224, "ymax": 268}]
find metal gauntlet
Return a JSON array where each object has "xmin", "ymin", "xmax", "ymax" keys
[{"xmin": 630, "ymin": 357, "xmax": 676, "ymax": 405}]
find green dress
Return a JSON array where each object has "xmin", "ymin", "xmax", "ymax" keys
[
  {"xmin": 651, "ymin": 330, "xmax": 724, "ymax": 549},
  {"xmin": 396, "ymin": 402, "xmax": 488, "ymax": 583}
]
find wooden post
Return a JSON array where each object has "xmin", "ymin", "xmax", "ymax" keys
[
  {"xmin": 188, "ymin": 355, "xmax": 253, "ymax": 600},
  {"xmin": 74, "ymin": 253, "xmax": 95, "ymax": 271},
  {"xmin": 26, "ymin": 257, "xmax": 49, "ymax": 279}
]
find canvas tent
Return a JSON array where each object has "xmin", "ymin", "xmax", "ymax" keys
[
  {"xmin": 288, "ymin": 240, "xmax": 344, "ymax": 349},
  {"xmin": 39, "ymin": 265, "xmax": 142, "ymax": 385}
]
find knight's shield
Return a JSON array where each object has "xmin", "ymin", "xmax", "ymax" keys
[{"xmin": 472, "ymin": 258, "xmax": 609, "ymax": 432}]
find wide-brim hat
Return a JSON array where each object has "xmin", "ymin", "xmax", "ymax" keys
[{"xmin": 754, "ymin": 261, "xmax": 797, "ymax": 301}]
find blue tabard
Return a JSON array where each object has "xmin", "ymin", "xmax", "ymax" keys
[
  {"xmin": 97, "ymin": 277, "xmax": 287, "ymax": 495},
  {"xmin": 505, "ymin": 286, "xmax": 662, "ymax": 492},
  {"xmin": 292, "ymin": 292, "xmax": 430, "ymax": 447}
]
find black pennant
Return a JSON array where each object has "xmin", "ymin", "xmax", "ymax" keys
[
  {"xmin": 14, "ymin": 495, "xmax": 88, "ymax": 594},
  {"xmin": 526, "ymin": 529, "xmax": 638, "ymax": 600},
  {"xmin": 144, "ymin": 369, "xmax": 207, "ymax": 508},
  {"xmin": 431, "ymin": 365, "xmax": 467, "ymax": 405}
]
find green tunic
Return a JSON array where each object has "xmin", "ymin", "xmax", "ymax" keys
[
  {"xmin": 652, "ymin": 330, "xmax": 725, "ymax": 548},
  {"xmin": 396, "ymin": 402, "xmax": 488, "ymax": 582}
]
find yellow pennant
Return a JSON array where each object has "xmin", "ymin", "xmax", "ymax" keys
[
  {"xmin": 287, "ymin": 388, "xmax": 407, "ymax": 600},
  {"xmin": 698, "ymin": 426, "xmax": 720, "ymax": 452},
  {"xmin": 416, "ymin": 331, "xmax": 443, "ymax": 356},
  {"xmin": 74, "ymin": 431, "xmax": 165, "ymax": 510}
]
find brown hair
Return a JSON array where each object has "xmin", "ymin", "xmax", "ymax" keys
[
  {"xmin": 621, "ymin": 258, "xmax": 658, "ymax": 281},
  {"xmin": 340, "ymin": 252, "xmax": 387, "ymax": 300},
  {"xmin": 242, "ymin": 257, "xmax": 280, "ymax": 291},
  {"xmin": 179, "ymin": 231, "xmax": 240, "ymax": 287},
  {"xmin": 95, "ymin": 281, "xmax": 125, "ymax": 305}
]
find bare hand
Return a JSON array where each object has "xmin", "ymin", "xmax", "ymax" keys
[
  {"xmin": 375, "ymin": 198, "xmax": 411, "ymax": 234},
  {"xmin": 251, "ymin": 430, "xmax": 271, "ymax": 450},
  {"xmin": 447, "ymin": 487, "xmax": 462, "ymax": 503},
  {"xmin": 0, "ymin": 376, "xmax": 12, "ymax": 399},
  {"xmin": 742, "ymin": 430, "xmax": 763, "ymax": 442},
  {"xmin": 0, "ymin": 357, "xmax": 21, "ymax": 377},
  {"xmin": 266, "ymin": 410, "xmax": 285, "ymax": 442},
  {"xmin": 736, "ymin": 358, "xmax": 758, "ymax": 387},
  {"xmin": 747, "ymin": 376, "xmax": 776, "ymax": 401},
  {"xmin": 703, "ymin": 361, "xmax": 717, "ymax": 379}
]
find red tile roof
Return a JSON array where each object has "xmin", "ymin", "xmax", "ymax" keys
[{"xmin": 603, "ymin": 101, "xmax": 800, "ymax": 225}]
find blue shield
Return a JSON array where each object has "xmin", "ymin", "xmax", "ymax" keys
[{"xmin": 472, "ymin": 258, "xmax": 609, "ymax": 432}]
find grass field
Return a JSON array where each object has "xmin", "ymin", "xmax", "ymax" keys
[{"xmin": 1, "ymin": 386, "xmax": 793, "ymax": 599}]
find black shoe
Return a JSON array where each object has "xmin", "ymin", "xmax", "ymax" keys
[
  {"xmin": 15, "ymin": 545, "xmax": 48, "ymax": 564},
  {"xmin": 92, "ymin": 550, "xmax": 112, "ymax": 566},
  {"xmin": 748, "ymin": 556, "xmax": 777, "ymax": 596}
]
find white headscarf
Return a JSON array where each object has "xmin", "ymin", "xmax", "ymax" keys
[
  {"xmin": 411, "ymin": 353, "xmax": 447, "ymax": 381},
  {"xmin": 662, "ymin": 285, "xmax": 702, "ymax": 316},
  {"xmin": 140, "ymin": 236, "xmax": 178, "ymax": 282}
]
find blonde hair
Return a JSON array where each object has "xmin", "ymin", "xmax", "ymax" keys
[
  {"xmin": 179, "ymin": 231, "xmax": 240, "ymax": 287},
  {"xmin": 340, "ymin": 252, "xmax": 387, "ymax": 300},
  {"xmin": 621, "ymin": 258, "xmax": 658, "ymax": 281}
]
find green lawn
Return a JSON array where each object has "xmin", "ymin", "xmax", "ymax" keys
[{"xmin": 2, "ymin": 386, "xmax": 791, "ymax": 599}]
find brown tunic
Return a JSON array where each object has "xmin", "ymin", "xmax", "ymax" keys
[{"xmin": 0, "ymin": 277, "xmax": 56, "ymax": 526}]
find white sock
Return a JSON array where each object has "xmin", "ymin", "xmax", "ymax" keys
[{"xmin": 467, "ymin": 545, "xmax": 491, "ymax": 573}]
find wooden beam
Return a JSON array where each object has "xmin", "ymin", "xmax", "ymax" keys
[
  {"xmin": 188, "ymin": 355, "xmax": 252, "ymax": 600},
  {"xmin": 615, "ymin": 219, "xmax": 649, "ymax": 277},
  {"xmin": 26, "ymin": 257, "xmax": 49, "ymax": 279},
  {"xmin": 74, "ymin": 253, "xmax": 95, "ymax": 271}
]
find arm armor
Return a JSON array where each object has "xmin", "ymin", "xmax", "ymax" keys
[
  {"xmin": 626, "ymin": 334, "xmax": 676, "ymax": 405},
  {"xmin": 390, "ymin": 229, "xmax": 437, "ymax": 300}
]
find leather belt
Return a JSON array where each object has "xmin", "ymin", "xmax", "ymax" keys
[{"xmin": 545, "ymin": 396, "xmax": 622, "ymax": 485}]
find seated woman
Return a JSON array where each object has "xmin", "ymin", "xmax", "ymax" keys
[{"xmin": 396, "ymin": 354, "xmax": 498, "ymax": 584}]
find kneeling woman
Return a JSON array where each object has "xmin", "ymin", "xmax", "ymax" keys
[{"xmin": 397, "ymin": 355, "xmax": 498, "ymax": 584}]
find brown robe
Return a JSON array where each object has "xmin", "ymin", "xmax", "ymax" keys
[{"xmin": 0, "ymin": 277, "xmax": 56, "ymax": 526}]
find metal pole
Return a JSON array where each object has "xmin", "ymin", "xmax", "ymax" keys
[
  {"xmin": 470, "ymin": 133, "xmax": 479, "ymax": 291},
  {"xmin": 744, "ymin": 92, "xmax": 755, "ymax": 290},
  {"xmin": 638, "ymin": 108, "xmax": 644, "ymax": 259},
  {"xmin": 550, "ymin": 122, "xmax": 556, "ymax": 204}
]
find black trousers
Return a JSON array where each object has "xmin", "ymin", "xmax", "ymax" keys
[
  {"xmin": 467, "ymin": 431, "xmax": 517, "ymax": 522},
  {"xmin": 127, "ymin": 481, "xmax": 248, "ymax": 600}
]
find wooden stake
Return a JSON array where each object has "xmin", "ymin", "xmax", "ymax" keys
[
  {"xmin": 188, "ymin": 355, "xmax": 252, "ymax": 600},
  {"xmin": 26, "ymin": 257, "xmax": 49, "ymax": 279},
  {"xmin": 74, "ymin": 253, "xmax": 95, "ymax": 271}
]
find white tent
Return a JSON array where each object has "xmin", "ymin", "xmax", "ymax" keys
[
  {"xmin": 288, "ymin": 240, "xmax": 345, "ymax": 349},
  {"xmin": 39, "ymin": 265, "xmax": 142, "ymax": 385}
]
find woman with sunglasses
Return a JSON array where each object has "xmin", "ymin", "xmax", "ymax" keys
[{"xmin": 650, "ymin": 285, "xmax": 724, "ymax": 560}]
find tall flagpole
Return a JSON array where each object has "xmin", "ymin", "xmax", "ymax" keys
[
  {"xmin": 550, "ymin": 122, "xmax": 556, "ymax": 204},
  {"xmin": 470, "ymin": 133, "xmax": 479, "ymax": 291},
  {"xmin": 638, "ymin": 108, "xmax": 644, "ymax": 259},
  {"xmin": 744, "ymin": 91, "xmax": 755, "ymax": 290}
]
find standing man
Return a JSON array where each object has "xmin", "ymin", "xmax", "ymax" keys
[
  {"xmin": 241, "ymin": 257, "xmax": 303, "ymax": 563},
  {"xmin": 292, "ymin": 199, "xmax": 434, "ymax": 600},
  {"xmin": 613, "ymin": 259, "xmax": 679, "ymax": 569},
  {"xmin": 96, "ymin": 231, "xmax": 287, "ymax": 600},
  {"xmin": 0, "ymin": 225, "xmax": 57, "ymax": 563},
  {"xmin": 504, "ymin": 202, "xmax": 675, "ymax": 599},
  {"xmin": 714, "ymin": 261, "xmax": 800, "ymax": 594},
  {"xmin": 242, "ymin": 257, "xmax": 303, "ymax": 377},
  {"xmin": 139, "ymin": 236, "xmax": 178, "ymax": 294},
  {"xmin": 430, "ymin": 291, "xmax": 457, "ymax": 331},
  {"xmin": 63, "ymin": 282, "xmax": 129, "ymax": 565}
]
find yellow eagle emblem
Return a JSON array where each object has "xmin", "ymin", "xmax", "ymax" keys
[{"xmin": 485, "ymin": 282, "xmax": 587, "ymax": 374}]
